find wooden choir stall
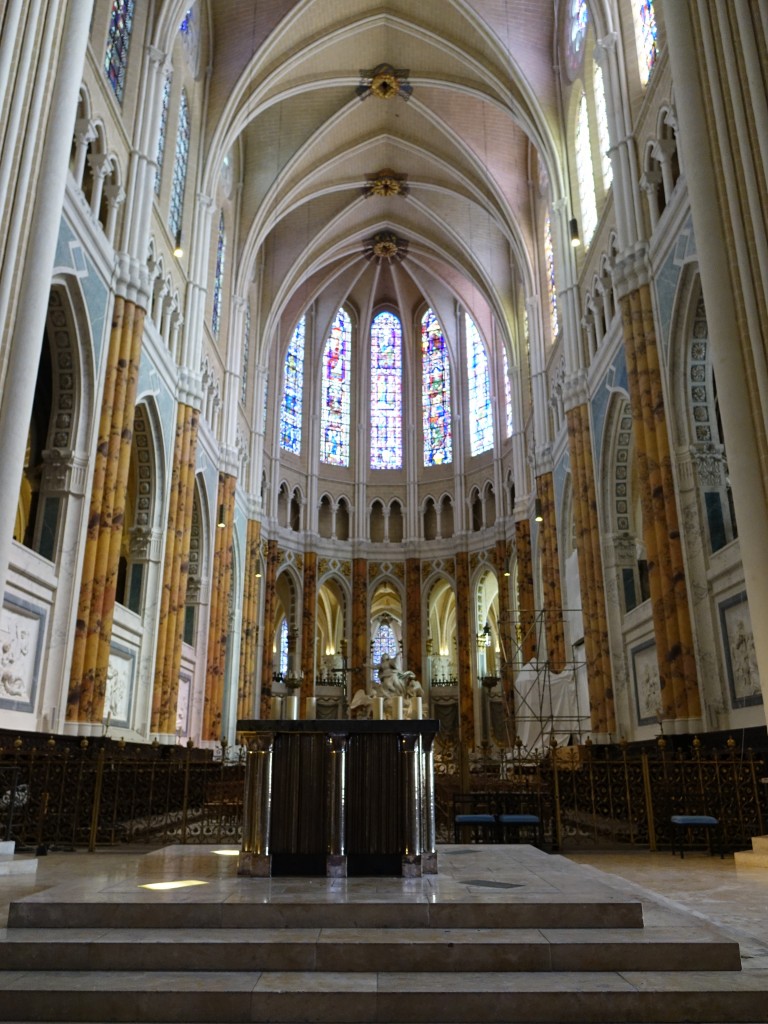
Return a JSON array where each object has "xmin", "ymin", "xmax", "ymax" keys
[{"xmin": 235, "ymin": 719, "xmax": 439, "ymax": 878}]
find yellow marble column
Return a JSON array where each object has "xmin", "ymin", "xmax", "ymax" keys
[
  {"xmin": 67, "ymin": 296, "xmax": 144, "ymax": 722},
  {"xmin": 454, "ymin": 550, "xmax": 475, "ymax": 755},
  {"xmin": 300, "ymin": 550, "xmax": 317, "ymax": 713},
  {"xmin": 151, "ymin": 403, "xmax": 200, "ymax": 734},
  {"xmin": 537, "ymin": 471, "xmax": 566, "ymax": 673},
  {"xmin": 202, "ymin": 474, "xmax": 236, "ymax": 741},
  {"xmin": 259, "ymin": 539, "xmax": 279, "ymax": 719},
  {"xmin": 405, "ymin": 558, "xmax": 423, "ymax": 682},
  {"xmin": 621, "ymin": 284, "xmax": 700, "ymax": 720},
  {"xmin": 494, "ymin": 540, "xmax": 515, "ymax": 708},
  {"xmin": 237, "ymin": 518, "xmax": 261, "ymax": 721},
  {"xmin": 514, "ymin": 520, "xmax": 537, "ymax": 665},
  {"xmin": 350, "ymin": 558, "xmax": 368, "ymax": 699},
  {"xmin": 566, "ymin": 402, "xmax": 614, "ymax": 734}
]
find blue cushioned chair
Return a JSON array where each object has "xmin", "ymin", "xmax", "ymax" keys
[{"xmin": 670, "ymin": 814, "xmax": 723, "ymax": 859}]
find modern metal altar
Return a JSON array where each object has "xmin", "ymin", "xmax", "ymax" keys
[{"xmin": 235, "ymin": 719, "xmax": 439, "ymax": 878}]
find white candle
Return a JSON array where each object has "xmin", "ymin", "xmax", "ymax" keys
[
  {"xmin": 374, "ymin": 696, "xmax": 384, "ymax": 720},
  {"xmin": 413, "ymin": 696, "xmax": 423, "ymax": 720},
  {"xmin": 270, "ymin": 696, "xmax": 282, "ymax": 719},
  {"xmin": 285, "ymin": 695, "xmax": 299, "ymax": 720},
  {"xmin": 305, "ymin": 697, "xmax": 316, "ymax": 718},
  {"xmin": 392, "ymin": 696, "xmax": 404, "ymax": 720}
]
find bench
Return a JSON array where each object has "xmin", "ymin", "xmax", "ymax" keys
[{"xmin": 670, "ymin": 814, "xmax": 723, "ymax": 859}]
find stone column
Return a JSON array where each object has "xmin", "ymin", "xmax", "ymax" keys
[
  {"xmin": 259, "ymin": 539, "xmax": 280, "ymax": 719},
  {"xmin": 514, "ymin": 520, "xmax": 537, "ymax": 665},
  {"xmin": 404, "ymin": 557, "xmax": 423, "ymax": 681},
  {"xmin": 538, "ymin": 471, "xmax": 566, "ymax": 673},
  {"xmin": 300, "ymin": 550, "xmax": 317, "ymax": 711},
  {"xmin": 203, "ymin": 473, "xmax": 236, "ymax": 741},
  {"xmin": 454, "ymin": 550, "xmax": 474, "ymax": 770},
  {"xmin": 494, "ymin": 538, "xmax": 515, "ymax": 706},
  {"xmin": 237, "ymin": 518, "xmax": 261, "ymax": 722},
  {"xmin": 350, "ymin": 557, "xmax": 368, "ymax": 700}
]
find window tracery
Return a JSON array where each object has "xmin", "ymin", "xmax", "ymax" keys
[
  {"xmin": 280, "ymin": 316, "xmax": 305, "ymax": 455},
  {"xmin": 211, "ymin": 211, "xmax": 225, "ymax": 338},
  {"xmin": 321, "ymin": 308, "xmax": 352, "ymax": 466},
  {"xmin": 104, "ymin": 0, "xmax": 135, "ymax": 104},
  {"xmin": 168, "ymin": 90, "xmax": 189, "ymax": 241},
  {"xmin": 576, "ymin": 93, "xmax": 598, "ymax": 246},
  {"xmin": 421, "ymin": 309, "xmax": 452, "ymax": 467},
  {"xmin": 466, "ymin": 314, "xmax": 493, "ymax": 456},
  {"xmin": 370, "ymin": 311, "xmax": 402, "ymax": 469}
]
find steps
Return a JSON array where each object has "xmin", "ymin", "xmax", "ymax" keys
[
  {"xmin": 0, "ymin": 840, "xmax": 37, "ymax": 878},
  {"xmin": 734, "ymin": 834, "xmax": 768, "ymax": 869},
  {"xmin": 0, "ymin": 843, "xmax": 764, "ymax": 1022}
]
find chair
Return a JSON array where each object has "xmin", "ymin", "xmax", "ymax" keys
[
  {"xmin": 496, "ymin": 812, "xmax": 542, "ymax": 847},
  {"xmin": 670, "ymin": 814, "xmax": 724, "ymax": 859},
  {"xmin": 453, "ymin": 793, "xmax": 497, "ymax": 843}
]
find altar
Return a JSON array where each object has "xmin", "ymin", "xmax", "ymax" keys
[{"xmin": 235, "ymin": 719, "xmax": 439, "ymax": 878}]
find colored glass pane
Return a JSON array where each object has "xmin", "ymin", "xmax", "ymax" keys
[
  {"xmin": 593, "ymin": 63, "xmax": 612, "ymax": 188},
  {"xmin": 465, "ymin": 314, "xmax": 493, "ymax": 456},
  {"xmin": 576, "ymin": 93, "xmax": 598, "ymax": 245},
  {"xmin": 421, "ymin": 309, "xmax": 452, "ymax": 467},
  {"xmin": 544, "ymin": 216, "xmax": 559, "ymax": 340},
  {"xmin": 180, "ymin": 8, "xmax": 193, "ymax": 33},
  {"xmin": 566, "ymin": 0, "xmax": 588, "ymax": 79},
  {"xmin": 370, "ymin": 312, "xmax": 402, "ymax": 469},
  {"xmin": 104, "ymin": 0, "xmax": 135, "ymax": 104},
  {"xmin": 372, "ymin": 622, "xmax": 398, "ymax": 680},
  {"xmin": 280, "ymin": 316, "xmax": 305, "ymax": 454},
  {"xmin": 154, "ymin": 74, "xmax": 171, "ymax": 195},
  {"xmin": 212, "ymin": 212, "xmax": 226, "ymax": 337},
  {"xmin": 241, "ymin": 303, "xmax": 250, "ymax": 406},
  {"xmin": 168, "ymin": 90, "xmax": 189, "ymax": 239},
  {"xmin": 637, "ymin": 0, "xmax": 658, "ymax": 86},
  {"xmin": 279, "ymin": 619, "xmax": 288, "ymax": 675},
  {"xmin": 503, "ymin": 348, "xmax": 513, "ymax": 438},
  {"xmin": 321, "ymin": 308, "xmax": 352, "ymax": 466}
]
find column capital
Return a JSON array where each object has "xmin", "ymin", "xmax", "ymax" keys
[
  {"xmin": 178, "ymin": 366, "xmax": 204, "ymax": 408},
  {"xmin": 612, "ymin": 245, "xmax": 651, "ymax": 300},
  {"xmin": 594, "ymin": 32, "xmax": 618, "ymax": 68},
  {"xmin": 562, "ymin": 369, "xmax": 589, "ymax": 411}
]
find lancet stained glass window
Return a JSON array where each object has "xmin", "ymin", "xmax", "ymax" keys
[
  {"xmin": 280, "ymin": 316, "xmax": 305, "ymax": 454},
  {"xmin": 211, "ymin": 212, "xmax": 226, "ymax": 338},
  {"xmin": 637, "ymin": 0, "xmax": 658, "ymax": 86},
  {"xmin": 466, "ymin": 314, "xmax": 493, "ymax": 456},
  {"xmin": 566, "ymin": 0, "xmax": 588, "ymax": 79},
  {"xmin": 503, "ymin": 348, "xmax": 513, "ymax": 438},
  {"xmin": 321, "ymin": 308, "xmax": 352, "ymax": 466},
  {"xmin": 279, "ymin": 619, "xmax": 288, "ymax": 675},
  {"xmin": 370, "ymin": 312, "xmax": 402, "ymax": 469},
  {"xmin": 421, "ymin": 309, "xmax": 452, "ymax": 467},
  {"xmin": 544, "ymin": 216, "xmax": 560, "ymax": 341},
  {"xmin": 154, "ymin": 73, "xmax": 171, "ymax": 195},
  {"xmin": 105, "ymin": 0, "xmax": 135, "ymax": 104},
  {"xmin": 576, "ymin": 94, "xmax": 598, "ymax": 246},
  {"xmin": 372, "ymin": 622, "xmax": 399, "ymax": 681},
  {"xmin": 240, "ymin": 303, "xmax": 250, "ymax": 406},
  {"xmin": 168, "ymin": 90, "xmax": 190, "ymax": 240},
  {"xmin": 593, "ymin": 63, "xmax": 613, "ymax": 189}
]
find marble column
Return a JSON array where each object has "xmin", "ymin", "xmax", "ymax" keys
[
  {"xmin": 514, "ymin": 520, "xmax": 537, "ymax": 664},
  {"xmin": 566, "ymin": 401, "xmax": 614, "ymax": 736},
  {"xmin": 151, "ymin": 402, "xmax": 199, "ymax": 734},
  {"xmin": 494, "ymin": 539, "xmax": 515, "ymax": 705},
  {"xmin": 300, "ymin": 550, "xmax": 317, "ymax": 712},
  {"xmin": 538, "ymin": 472, "xmax": 566, "ymax": 673},
  {"xmin": 259, "ymin": 539, "xmax": 279, "ymax": 719},
  {"xmin": 67, "ymin": 294, "xmax": 145, "ymax": 723},
  {"xmin": 405, "ymin": 558, "xmax": 423, "ymax": 681},
  {"xmin": 202, "ymin": 473, "xmax": 236, "ymax": 741},
  {"xmin": 350, "ymin": 558, "xmax": 368, "ymax": 700},
  {"xmin": 237, "ymin": 518, "xmax": 261, "ymax": 722},
  {"xmin": 454, "ymin": 550, "xmax": 475, "ymax": 758}
]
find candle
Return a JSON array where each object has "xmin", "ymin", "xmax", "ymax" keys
[
  {"xmin": 374, "ymin": 696, "xmax": 384, "ymax": 720},
  {"xmin": 392, "ymin": 696, "xmax": 404, "ymax": 720},
  {"xmin": 285, "ymin": 695, "xmax": 299, "ymax": 720},
  {"xmin": 305, "ymin": 697, "xmax": 317, "ymax": 718},
  {"xmin": 413, "ymin": 696, "xmax": 423, "ymax": 720},
  {"xmin": 270, "ymin": 696, "xmax": 282, "ymax": 719}
]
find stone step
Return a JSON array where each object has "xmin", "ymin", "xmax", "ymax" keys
[
  {"xmin": 7, "ymin": 897, "xmax": 644, "ymax": 931},
  {"xmin": 0, "ymin": 856, "xmax": 37, "ymax": 877},
  {"xmin": 0, "ymin": 925, "xmax": 740, "ymax": 974},
  {"xmin": 733, "ymin": 848, "xmax": 768, "ymax": 868},
  {"xmin": 0, "ymin": 968, "xmax": 765, "ymax": 1023}
]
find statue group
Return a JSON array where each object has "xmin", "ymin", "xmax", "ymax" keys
[{"xmin": 349, "ymin": 654, "xmax": 424, "ymax": 719}]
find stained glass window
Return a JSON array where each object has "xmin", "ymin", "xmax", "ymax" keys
[
  {"xmin": 240, "ymin": 303, "xmax": 250, "ymax": 406},
  {"xmin": 179, "ymin": 7, "xmax": 193, "ymax": 33},
  {"xmin": 421, "ymin": 309, "xmax": 452, "ymax": 467},
  {"xmin": 503, "ymin": 348, "xmax": 513, "ymax": 438},
  {"xmin": 279, "ymin": 619, "xmax": 288, "ymax": 675},
  {"xmin": 566, "ymin": 0, "xmax": 588, "ymax": 79},
  {"xmin": 576, "ymin": 94, "xmax": 598, "ymax": 246},
  {"xmin": 465, "ymin": 314, "xmax": 494, "ymax": 456},
  {"xmin": 104, "ymin": 0, "xmax": 135, "ymax": 104},
  {"xmin": 372, "ymin": 622, "xmax": 399, "ymax": 680},
  {"xmin": 211, "ymin": 212, "xmax": 226, "ymax": 338},
  {"xmin": 370, "ymin": 312, "xmax": 402, "ymax": 469},
  {"xmin": 168, "ymin": 90, "xmax": 190, "ymax": 240},
  {"xmin": 637, "ymin": 0, "xmax": 658, "ymax": 86},
  {"xmin": 593, "ymin": 63, "xmax": 613, "ymax": 188},
  {"xmin": 280, "ymin": 316, "xmax": 305, "ymax": 454},
  {"xmin": 154, "ymin": 73, "xmax": 171, "ymax": 195},
  {"xmin": 544, "ymin": 216, "xmax": 559, "ymax": 341},
  {"xmin": 321, "ymin": 308, "xmax": 352, "ymax": 466}
]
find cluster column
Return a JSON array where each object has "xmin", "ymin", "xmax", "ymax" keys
[{"xmin": 202, "ymin": 473, "xmax": 236, "ymax": 740}]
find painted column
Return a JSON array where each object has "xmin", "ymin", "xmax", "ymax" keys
[
  {"xmin": 202, "ymin": 473, "xmax": 236, "ymax": 741},
  {"xmin": 259, "ymin": 539, "xmax": 279, "ymax": 719},
  {"xmin": 514, "ymin": 520, "xmax": 537, "ymax": 665},
  {"xmin": 454, "ymin": 550, "xmax": 475, "ymax": 766},
  {"xmin": 300, "ymin": 550, "xmax": 317, "ymax": 712},
  {"xmin": 494, "ymin": 539, "xmax": 515, "ymax": 706},
  {"xmin": 405, "ymin": 557, "xmax": 423, "ymax": 681},
  {"xmin": 664, "ymin": 0, "xmax": 768, "ymax": 712},
  {"xmin": 538, "ymin": 471, "xmax": 566, "ymax": 674},
  {"xmin": 350, "ymin": 558, "xmax": 368, "ymax": 700},
  {"xmin": 237, "ymin": 518, "xmax": 261, "ymax": 722}
]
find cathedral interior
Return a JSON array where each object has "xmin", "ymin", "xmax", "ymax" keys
[{"xmin": 1, "ymin": 0, "xmax": 768, "ymax": 776}]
